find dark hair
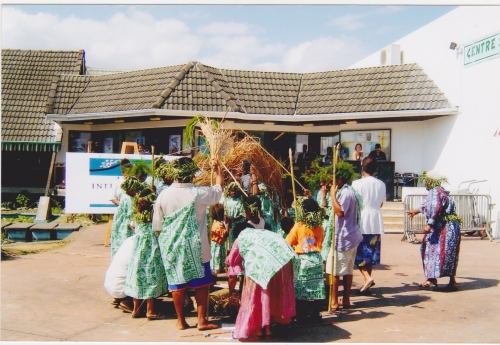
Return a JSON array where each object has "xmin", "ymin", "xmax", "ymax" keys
[
  {"xmin": 302, "ymin": 198, "xmax": 320, "ymax": 213},
  {"xmin": 280, "ymin": 216, "xmax": 295, "ymax": 235},
  {"xmin": 375, "ymin": 143, "xmax": 381, "ymax": 149},
  {"xmin": 355, "ymin": 143, "xmax": 362, "ymax": 150},
  {"xmin": 243, "ymin": 195, "xmax": 262, "ymax": 215},
  {"xmin": 242, "ymin": 160, "xmax": 251, "ymax": 172},
  {"xmin": 120, "ymin": 158, "xmax": 132, "ymax": 170},
  {"xmin": 326, "ymin": 146, "xmax": 333, "ymax": 155},
  {"xmin": 362, "ymin": 156, "xmax": 377, "ymax": 175},
  {"xmin": 211, "ymin": 203, "xmax": 225, "ymax": 222}
]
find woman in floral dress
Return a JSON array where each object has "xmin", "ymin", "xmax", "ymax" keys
[
  {"xmin": 124, "ymin": 188, "xmax": 167, "ymax": 319},
  {"xmin": 407, "ymin": 170, "xmax": 461, "ymax": 291}
]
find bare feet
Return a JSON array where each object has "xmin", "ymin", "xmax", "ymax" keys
[
  {"xmin": 197, "ymin": 321, "xmax": 220, "ymax": 331},
  {"xmin": 176, "ymin": 320, "xmax": 191, "ymax": 330}
]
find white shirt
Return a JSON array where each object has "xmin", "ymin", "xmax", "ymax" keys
[
  {"xmin": 352, "ymin": 176, "xmax": 386, "ymax": 235},
  {"xmin": 109, "ymin": 177, "xmax": 125, "ymax": 215},
  {"xmin": 152, "ymin": 182, "xmax": 223, "ymax": 263}
]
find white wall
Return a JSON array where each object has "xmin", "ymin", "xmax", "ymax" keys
[{"xmin": 350, "ymin": 6, "xmax": 500, "ymax": 233}]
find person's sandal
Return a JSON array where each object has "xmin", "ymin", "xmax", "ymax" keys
[
  {"xmin": 147, "ymin": 312, "xmax": 166, "ymax": 320},
  {"xmin": 132, "ymin": 312, "xmax": 146, "ymax": 318},
  {"xmin": 418, "ymin": 281, "xmax": 438, "ymax": 290}
]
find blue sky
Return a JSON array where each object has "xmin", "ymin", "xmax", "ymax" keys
[{"xmin": 2, "ymin": 5, "xmax": 456, "ymax": 72}]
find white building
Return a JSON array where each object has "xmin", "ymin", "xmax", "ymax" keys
[{"xmin": 349, "ymin": 6, "xmax": 500, "ymax": 236}]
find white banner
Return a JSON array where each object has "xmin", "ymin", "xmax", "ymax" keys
[{"xmin": 65, "ymin": 153, "xmax": 180, "ymax": 214}]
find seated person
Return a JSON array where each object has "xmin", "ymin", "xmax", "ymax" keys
[{"xmin": 368, "ymin": 144, "xmax": 387, "ymax": 161}]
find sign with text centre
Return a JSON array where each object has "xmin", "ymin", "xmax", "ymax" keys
[{"xmin": 464, "ymin": 31, "xmax": 500, "ymax": 67}]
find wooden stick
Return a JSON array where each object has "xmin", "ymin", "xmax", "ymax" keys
[
  {"xmin": 221, "ymin": 161, "xmax": 248, "ymax": 197},
  {"xmin": 328, "ymin": 143, "xmax": 340, "ymax": 312},
  {"xmin": 236, "ymin": 125, "xmax": 306, "ymax": 190},
  {"xmin": 289, "ymin": 148, "xmax": 297, "ymax": 216},
  {"xmin": 151, "ymin": 146, "xmax": 155, "ymax": 189}
]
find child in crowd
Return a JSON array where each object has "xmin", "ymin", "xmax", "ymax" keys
[
  {"xmin": 210, "ymin": 203, "xmax": 229, "ymax": 276},
  {"xmin": 223, "ymin": 182, "xmax": 246, "ymax": 247},
  {"xmin": 280, "ymin": 216, "xmax": 295, "ymax": 237},
  {"xmin": 124, "ymin": 188, "xmax": 167, "ymax": 319},
  {"xmin": 110, "ymin": 176, "xmax": 146, "ymax": 259},
  {"xmin": 286, "ymin": 197, "xmax": 325, "ymax": 324}
]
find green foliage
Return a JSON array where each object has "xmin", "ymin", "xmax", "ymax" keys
[
  {"xmin": 1, "ymin": 201, "xmax": 14, "ymax": 210},
  {"xmin": 335, "ymin": 161, "xmax": 359, "ymax": 183},
  {"xmin": 51, "ymin": 199, "xmax": 63, "ymax": 214},
  {"xmin": 184, "ymin": 114, "xmax": 219, "ymax": 147},
  {"xmin": 127, "ymin": 160, "xmax": 151, "ymax": 180},
  {"xmin": 301, "ymin": 158, "xmax": 333, "ymax": 195},
  {"xmin": 8, "ymin": 215, "xmax": 34, "ymax": 223},
  {"xmin": 16, "ymin": 194, "xmax": 29, "ymax": 208}
]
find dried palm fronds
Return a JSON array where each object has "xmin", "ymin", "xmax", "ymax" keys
[{"xmin": 193, "ymin": 136, "xmax": 285, "ymax": 210}]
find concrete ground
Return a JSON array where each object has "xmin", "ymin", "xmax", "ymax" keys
[{"xmin": 2, "ymin": 223, "xmax": 500, "ymax": 343}]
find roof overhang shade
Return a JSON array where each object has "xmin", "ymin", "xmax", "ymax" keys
[
  {"xmin": 1, "ymin": 141, "xmax": 61, "ymax": 152},
  {"xmin": 46, "ymin": 107, "xmax": 459, "ymax": 125}
]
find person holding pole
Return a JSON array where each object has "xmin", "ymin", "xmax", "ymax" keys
[{"xmin": 326, "ymin": 161, "xmax": 363, "ymax": 311}]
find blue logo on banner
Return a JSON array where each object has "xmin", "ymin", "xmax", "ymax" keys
[
  {"xmin": 89, "ymin": 158, "xmax": 122, "ymax": 176},
  {"xmin": 89, "ymin": 158, "xmax": 153, "ymax": 176}
]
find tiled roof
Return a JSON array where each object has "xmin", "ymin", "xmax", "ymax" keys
[
  {"xmin": 47, "ymin": 61, "xmax": 452, "ymax": 118},
  {"xmin": 296, "ymin": 63, "xmax": 451, "ymax": 114},
  {"xmin": 221, "ymin": 68, "xmax": 302, "ymax": 115},
  {"xmin": 1, "ymin": 49, "xmax": 85, "ymax": 145},
  {"xmin": 64, "ymin": 65, "xmax": 186, "ymax": 114}
]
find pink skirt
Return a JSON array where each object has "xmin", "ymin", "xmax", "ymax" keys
[{"xmin": 233, "ymin": 261, "xmax": 296, "ymax": 339}]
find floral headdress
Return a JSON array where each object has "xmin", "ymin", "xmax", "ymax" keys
[
  {"xmin": 418, "ymin": 170, "xmax": 448, "ymax": 189},
  {"xmin": 134, "ymin": 188, "xmax": 157, "ymax": 224},
  {"xmin": 295, "ymin": 197, "xmax": 326, "ymax": 229}
]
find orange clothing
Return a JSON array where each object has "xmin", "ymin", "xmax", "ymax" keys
[
  {"xmin": 285, "ymin": 222, "xmax": 324, "ymax": 254},
  {"xmin": 211, "ymin": 220, "xmax": 228, "ymax": 245}
]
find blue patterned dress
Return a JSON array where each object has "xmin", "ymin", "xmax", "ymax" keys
[
  {"xmin": 419, "ymin": 186, "xmax": 461, "ymax": 279},
  {"xmin": 110, "ymin": 194, "xmax": 134, "ymax": 259}
]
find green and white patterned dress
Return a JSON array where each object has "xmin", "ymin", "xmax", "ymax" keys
[
  {"xmin": 124, "ymin": 222, "xmax": 167, "ymax": 299},
  {"xmin": 294, "ymin": 252, "xmax": 325, "ymax": 300},
  {"xmin": 158, "ymin": 188, "xmax": 205, "ymax": 285},
  {"xmin": 316, "ymin": 191, "xmax": 333, "ymax": 262},
  {"xmin": 209, "ymin": 220, "xmax": 227, "ymax": 274},
  {"xmin": 225, "ymin": 196, "xmax": 245, "ymax": 245},
  {"xmin": 110, "ymin": 194, "xmax": 134, "ymax": 259},
  {"xmin": 257, "ymin": 183, "xmax": 278, "ymax": 232}
]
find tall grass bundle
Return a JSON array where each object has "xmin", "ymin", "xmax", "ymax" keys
[{"xmin": 193, "ymin": 136, "xmax": 285, "ymax": 210}]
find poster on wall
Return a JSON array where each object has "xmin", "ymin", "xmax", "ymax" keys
[
  {"xmin": 320, "ymin": 137, "xmax": 334, "ymax": 155},
  {"xmin": 340, "ymin": 129, "xmax": 391, "ymax": 161},
  {"xmin": 134, "ymin": 136, "xmax": 145, "ymax": 146},
  {"xmin": 72, "ymin": 138, "xmax": 88, "ymax": 152},
  {"xmin": 169, "ymin": 134, "xmax": 181, "ymax": 154},
  {"xmin": 65, "ymin": 153, "xmax": 180, "ymax": 214},
  {"xmin": 103, "ymin": 138, "xmax": 113, "ymax": 153}
]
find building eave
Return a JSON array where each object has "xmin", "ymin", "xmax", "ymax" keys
[{"xmin": 46, "ymin": 107, "xmax": 459, "ymax": 124}]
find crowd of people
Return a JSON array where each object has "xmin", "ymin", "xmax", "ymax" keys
[{"xmin": 103, "ymin": 147, "xmax": 461, "ymax": 341}]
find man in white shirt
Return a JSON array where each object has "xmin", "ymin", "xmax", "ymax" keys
[
  {"xmin": 153, "ymin": 157, "xmax": 223, "ymax": 331},
  {"xmin": 351, "ymin": 156, "xmax": 386, "ymax": 294}
]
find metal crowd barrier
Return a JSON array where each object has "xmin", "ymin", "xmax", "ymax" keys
[{"xmin": 403, "ymin": 194, "xmax": 495, "ymax": 243}]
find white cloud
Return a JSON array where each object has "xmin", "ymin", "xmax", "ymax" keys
[
  {"xmin": 280, "ymin": 36, "xmax": 369, "ymax": 72},
  {"xmin": 197, "ymin": 21, "xmax": 250, "ymax": 36},
  {"xmin": 2, "ymin": 7, "xmax": 202, "ymax": 70},
  {"xmin": 327, "ymin": 13, "xmax": 366, "ymax": 32},
  {"xmin": 2, "ymin": 6, "xmax": 369, "ymax": 73}
]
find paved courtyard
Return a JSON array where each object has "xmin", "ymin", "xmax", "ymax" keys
[{"xmin": 2, "ymin": 222, "xmax": 500, "ymax": 343}]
